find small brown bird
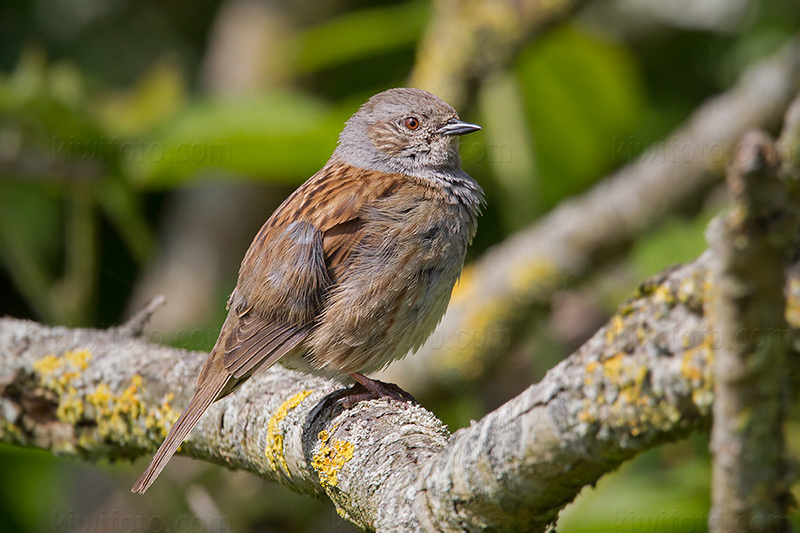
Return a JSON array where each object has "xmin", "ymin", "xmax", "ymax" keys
[{"xmin": 132, "ymin": 87, "xmax": 483, "ymax": 493}]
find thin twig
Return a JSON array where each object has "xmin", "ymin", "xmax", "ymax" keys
[{"xmin": 119, "ymin": 294, "xmax": 167, "ymax": 337}]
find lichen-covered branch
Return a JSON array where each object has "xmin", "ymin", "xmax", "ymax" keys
[
  {"xmin": 411, "ymin": 0, "xmax": 589, "ymax": 108},
  {"xmin": 384, "ymin": 39, "xmax": 800, "ymax": 394},
  {"xmin": 417, "ymin": 254, "xmax": 717, "ymax": 531},
  {"xmin": 706, "ymin": 126, "xmax": 800, "ymax": 531},
  {"xmin": 2, "ymin": 244, "xmax": 800, "ymax": 531}
]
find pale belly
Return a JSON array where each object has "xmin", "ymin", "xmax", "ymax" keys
[{"xmin": 281, "ymin": 200, "xmax": 472, "ymax": 379}]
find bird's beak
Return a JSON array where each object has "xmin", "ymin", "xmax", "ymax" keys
[{"xmin": 437, "ymin": 118, "xmax": 482, "ymax": 136}]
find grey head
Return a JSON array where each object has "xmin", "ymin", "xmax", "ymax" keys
[{"xmin": 333, "ymin": 88, "xmax": 481, "ymax": 180}]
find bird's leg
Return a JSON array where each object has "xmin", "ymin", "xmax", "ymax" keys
[{"xmin": 339, "ymin": 373, "xmax": 417, "ymax": 408}]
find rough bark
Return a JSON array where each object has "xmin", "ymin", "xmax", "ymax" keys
[{"xmin": 706, "ymin": 126, "xmax": 800, "ymax": 529}]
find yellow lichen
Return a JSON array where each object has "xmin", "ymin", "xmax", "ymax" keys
[
  {"xmin": 676, "ymin": 271, "xmax": 706, "ymax": 310},
  {"xmin": 265, "ymin": 390, "xmax": 314, "ymax": 473},
  {"xmin": 32, "ymin": 354, "xmax": 64, "ymax": 376},
  {"xmin": 65, "ymin": 349, "xmax": 92, "ymax": 370},
  {"xmin": 117, "ymin": 375, "xmax": 144, "ymax": 419},
  {"xmin": 701, "ymin": 276, "xmax": 714, "ymax": 307},
  {"xmin": 56, "ymin": 387, "xmax": 84, "ymax": 424},
  {"xmin": 31, "ymin": 350, "xmax": 179, "ymax": 448},
  {"xmin": 618, "ymin": 302, "xmax": 634, "ymax": 316},
  {"xmin": 144, "ymin": 393, "xmax": 177, "ymax": 437},
  {"xmin": 584, "ymin": 360, "xmax": 599, "ymax": 385},
  {"xmin": 602, "ymin": 353, "xmax": 625, "ymax": 379},
  {"xmin": 579, "ymin": 398, "xmax": 597, "ymax": 424},
  {"xmin": 87, "ymin": 383, "xmax": 112, "ymax": 410},
  {"xmin": 33, "ymin": 350, "xmax": 93, "ymax": 394},
  {"xmin": 312, "ymin": 430, "xmax": 355, "ymax": 488},
  {"xmin": 682, "ymin": 336, "xmax": 715, "ymax": 413},
  {"xmin": 510, "ymin": 258, "xmax": 560, "ymax": 296},
  {"xmin": 58, "ymin": 371, "xmax": 80, "ymax": 390},
  {"xmin": 605, "ymin": 316, "xmax": 626, "ymax": 344},
  {"xmin": 440, "ymin": 299, "xmax": 507, "ymax": 380},
  {"xmin": 786, "ymin": 278, "xmax": 800, "ymax": 327},
  {"xmin": 652, "ymin": 284, "xmax": 676, "ymax": 306},
  {"xmin": 681, "ymin": 347, "xmax": 704, "ymax": 382},
  {"xmin": 77, "ymin": 432, "xmax": 99, "ymax": 449},
  {"xmin": 598, "ymin": 351, "xmax": 686, "ymax": 437},
  {"xmin": 634, "ymin": 364, "xmax": 647, "ymax": 388},
  {"xmin": 83, "ymin": 375, "xmax": 164, "ymax": 441},
  {"xmin": 0, "ymin": 420, "xmax": 25, "ymax": 444},
  {"xmin": 618, "ymin": 386, "xmax": 637, "ymax": 405}
]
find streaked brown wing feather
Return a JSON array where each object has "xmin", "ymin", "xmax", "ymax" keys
[
  {"xmin": 220, "ymin": 161, "xmax": 407, "ymax": 380},
  {"xmin": 223, "ymin": 314, "xmax": 311, "ymax": 378},
  {"xmin": 323, "ymin": 217, "xmax": 364, "ymax": 282}
]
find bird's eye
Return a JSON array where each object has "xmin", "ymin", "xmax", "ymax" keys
[{"xmin": 404, "ymin": 117, "xmax": 420, "ymax": 130}]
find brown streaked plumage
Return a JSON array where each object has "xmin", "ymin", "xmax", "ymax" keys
[{"xmin": 132, "ymin": 88, "xmax": 483, "ymax": 493}]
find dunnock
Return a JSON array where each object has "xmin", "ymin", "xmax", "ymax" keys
[{"xmin": 132, "ymin": 87, "xmax": 483, "ymax": 493}]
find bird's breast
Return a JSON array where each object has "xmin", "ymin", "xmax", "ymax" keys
[{"xmin": 288, "ymin": 182, "xmax": 476, "ymax": 378}]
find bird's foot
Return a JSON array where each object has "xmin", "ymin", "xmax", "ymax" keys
[{"xmin": 338, "ymin": 373, "xmax": 417, "ymax": 408}]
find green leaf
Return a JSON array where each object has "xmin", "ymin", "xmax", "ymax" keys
[
  {"xmin": 559, "ymin": 445, "xmax": 711, "ymax": 533},
  {"xmin": 291, "ymin": 0, "xmax": 429, "ymax": 73},
  {"xmin": 517, "ymin": 27, "xmax": 645, "ymax": 209},
  {"xmin": 0, "ymin": 182, "xmax": 62, "ymax": 321},
  {"xmin": 631, "ymin": 210, "xmax": 716, "ymax": 279},
  {"xmin": 0, "ymin": 50, "xmax": 106, "ymax": 167},
  {"xmin": 127, "ymin": 92, "xmax": 345, "ymax": 187},
  {"xmin": 92, "ymin": 59, "xmax": 187, "ymax": 137}
]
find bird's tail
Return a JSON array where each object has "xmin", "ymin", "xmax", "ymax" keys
[{"xmin": 131, "ymin": 369, "xmax": 228, "ymax": 494}]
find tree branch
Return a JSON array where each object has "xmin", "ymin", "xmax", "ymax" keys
[
  {"xmin": 706, "ymin": 126, "xmax": 800, "ymax": 531},
  {"xmin": 119, "ymin": 294, "xmax": 167, "ymax": 337},
  {"xmin": 3, "ymin": 238, "xmax": 800, "ymax": 531},
  {"xmin": 411, "ymin": 0, "xmax": 590, "ymax": 108}
]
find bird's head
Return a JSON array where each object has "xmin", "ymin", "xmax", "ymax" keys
[{"xmin": 335, "ymin": 87, "xmax": 481, "ymax": 177}]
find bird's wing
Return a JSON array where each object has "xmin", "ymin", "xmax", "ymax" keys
[
  {"xmin": 132, "ymin": 163, "xmax": 407, "ymax": 494},
  {"xmin": 222, "ymin": 219, "xmax": 328, "ymax": 380},
  {"xmin": 223, "ymin": 314, "xmax": 312, "ymax": 380},
  {"xmin": 220, "ymin": 162, "xmax": 405, "ymax": 380}
]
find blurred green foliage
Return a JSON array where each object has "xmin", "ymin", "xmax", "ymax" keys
[
  {"xmin": 0, "ymin": 445, "xmax": 71, "ymax": 533},
  {"xmin": 517, "ymin": 26, "xmax": 644, "ymax": 211},
  {"xmin": 0, "ymin": 0, "xmax": 799, "ymax": 531},
  {"xmin": 292, "ymin": 0, "xmax": 429, "ymax": 73},
  {"xmin": 134, "ymin": 92, "xmax": 340, "ymax": 186}
]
